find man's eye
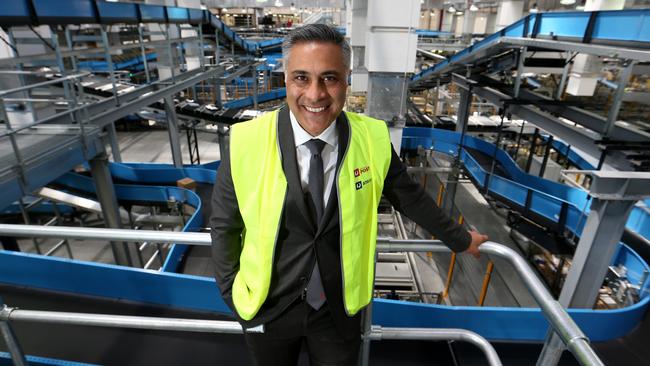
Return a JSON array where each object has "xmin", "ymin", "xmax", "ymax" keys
[
  {"xmin": 323, "ymin": 76, "xmax": 337, "ymax": 83},
  {"xmin": 295, "ymin": 75, "xmax": 308, "ymax": 82}
]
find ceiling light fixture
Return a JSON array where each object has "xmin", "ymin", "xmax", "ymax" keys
[
  {"xmin": 275, "ymin": 0, "xmax": 284, "ymax": 7},
  {"xmin": 530, "ymin": 3, "xmax": 539, "ymax": 13},
  {"xmin": 456, "ymin": 10, "xmax": 464, "ymax": 15},
  {"xmin": 559, "ymin": 0, "xmax": 576, "ymax": 5},
  {"xmin": 469, "ymin": 4, "xmax": 479, "ymax": 11},
  {"xmin": 448, "ymin": 5, "xmax": 456, "ymax": 13}
]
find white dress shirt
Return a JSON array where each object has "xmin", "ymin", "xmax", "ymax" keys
[{"xmin": 289, "ymin": 111, "xmax": 339, "ymax": 208}]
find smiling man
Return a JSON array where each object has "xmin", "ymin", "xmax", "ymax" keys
[{"xmin": 210, "ymin": 24, "xmax": 487, "ymax": 366}]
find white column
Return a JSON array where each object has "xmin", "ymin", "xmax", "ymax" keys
[
  {"xmin": 462, "ymin": 10, "xmax": 476, "ymax": 36},
  {"xmin": 440, "ymin": 9, "xmax": 454, "ymax": 32},
  {"xmin": 495, "ymin": 0, "xmax": 524, "ymax": 31},
  {"xmin": 365, "ymin": 0, "xmax": 420, "ymax": 151},
  {"xmin": 584, "ymin": 0, "xmax": 625, "ymax": 10},
  {"xmin": 565, "ymin": 0, "xmax": 625, "ymax": 96},
  {"xmin": 350, "ymin": 0, "xmax": 368, "ymax": 92}
]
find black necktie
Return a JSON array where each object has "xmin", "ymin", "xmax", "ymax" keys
[{"xmin": 304, "ymin": 138, "xmax": 327, "ymax": 310}]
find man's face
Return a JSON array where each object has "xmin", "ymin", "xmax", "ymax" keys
[{"xmin": 285, "ymin": 41, "xmax": 348, "ymax": 136}]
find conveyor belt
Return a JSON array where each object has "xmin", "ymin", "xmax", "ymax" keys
[
  {"xmin": 410, "ymin": 9, "xmax": 650, "ymax": 90},
  {"xmin": 0, "ymin": 0, "xmax": 259, "ymax": 54},
  {"xmin": 403, "ymin": 127, "xmax": 650, "ymax": 250},
  {"xmin": 463, "ymin": 147, "xmax": 512, "ymax": 180}
]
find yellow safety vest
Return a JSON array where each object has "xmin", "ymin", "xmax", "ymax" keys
[{"xmin": 229, "ymin": 109, "xmax": 392, "ymax": 320}]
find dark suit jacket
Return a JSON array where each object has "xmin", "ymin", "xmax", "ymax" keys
[{"xmin": 210, "ymin": 106, "xmax": 471, "ymax": 334}]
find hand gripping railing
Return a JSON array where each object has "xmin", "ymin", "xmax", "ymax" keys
[
  {"xmin": 376, "ymin": 238, "xmax": 604, "ymax": 366},
  {"xmin": 0, "ymin": 224, "xmax": 603, "ymax": 365}
]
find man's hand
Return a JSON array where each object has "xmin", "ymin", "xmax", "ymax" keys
[{"xmin": 465, "ymin": 230, "xmax": 488, "ymax": 259}]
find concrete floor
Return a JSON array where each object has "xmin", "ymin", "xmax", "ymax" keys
[{"xmin": 114, "ymin": 130, "xmax": 221, "ymax": 164}]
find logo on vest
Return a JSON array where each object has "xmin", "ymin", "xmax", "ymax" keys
[
  {"xmin": 354, "ymin": 166, "xmax": 370, "ymax": 177},
  {"xmin": 355, "ymin": 178, "xmax": 372, "ymax": 191}
]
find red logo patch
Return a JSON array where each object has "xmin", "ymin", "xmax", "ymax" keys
[{"xmin": 354, "ymin": 168, "xmax": 360, "ymax": 177}]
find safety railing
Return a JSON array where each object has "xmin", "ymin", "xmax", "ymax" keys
[
  {"xmin": 0, "ymin": 224, "xmax": 603, "ymax": 365},
  {"xmin": 0, "ymin": 304, "xmax": 500, "ymax": 366}
]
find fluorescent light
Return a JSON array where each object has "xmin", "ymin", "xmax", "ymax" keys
[
  {"xmin": 290, "ymin": 2, "xmax": 296, "ymax": 11},
  {"xmin": 576, "ymin": 5, "xmax": 585, "ymax": 10},
  {"xmin": 559, "ymin": 0, "xmax": 576, "ymax": 5},
  {"xmin": 275, "ymin": 0, "xmax": 284, "ymax": 6},
  {"xmin": 448, "ymin": 5, "xmax": 456, "ymax": 13},
  {"xmin": 470, "ymin": 4, "xmax": 479, "ymax": 11},
  {"xmin": 456, "ymin": 10, "xmax": 463, "ymax": 15}
]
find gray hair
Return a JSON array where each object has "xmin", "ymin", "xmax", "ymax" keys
[{"xmin": 282, "ymin": 24, "xmax": 351, "ymax": 71}]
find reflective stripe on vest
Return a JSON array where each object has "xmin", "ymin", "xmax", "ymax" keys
[{"xmin": 229, "ymin": 110, "xmax": 391, "ymax": 320}]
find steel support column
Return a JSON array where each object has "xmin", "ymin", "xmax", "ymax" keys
[
  {"xmin": 214, "ymin": 30, "xmax": 220, "ymax": 65},
  {"xmin": 0, "ymin": 300, "xmax": 27, "ymax": 366},
  {"xmin": 137, "ymin": 26, "xmax": 151, "ymax": 84},
  {"xmin": 197, "ymin": 25, "xmax": 205, "ymax": 69},
  {"xmin": 537, "ymin": 171, "xmax": 650, "ymax": 366},
  {"xmin": 556, "ymin": 52, "xmax": 574, "ymax": 100},
  {"xmin": 513, "ymin": 47, "xmax": 527, "ymax": 98},
  {"xmin": 539, "ymin": 135, "xmax": 553, "ymax": 178},
  {"xmin": 164, "ymin": 96, "xmax": 183, "ymax": 168},
  {"xmin": 525, "ymin": 128, "xmax": 539, "ymax": 173},
  {"xmin": 444, "ymin": 85, "xmax": 472, "ymax": 212},
  {"xmin": 100, "ymin": 26, "xmax": 119, "ymax": 106},
  {"xmin": 106, "ymin": 122, "xmax": 122, "ymax": 162},
  {"xmin": 89, "ymin": 154, "xmax": 136, "ymax": 266},
  {"xmin": 603, "ymin": 61, "xmax": 635, "ymax": 137},
  {"xmin": 165, "ymin": 24, "xmax": 176, "ymax": 83},
  {"xmin": 253, "ymin": 69, "xmax": 259, "ymax": 109}
]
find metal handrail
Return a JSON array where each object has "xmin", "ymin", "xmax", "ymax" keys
[
  {"xmin": 0, "ymin": 224, "xmax": 603, "ymax": 365},
  {"xmin": 0, "ymin": 304, "xmax": 502, "ymax": 366},
  {"xmin": 377, "ymin": 239, "xmax": 603, "ymax": 366},
  {"xmin": 0, "ymin": 72, "xmax": 90, "ymax": 98},
  {"xmin": 368, "ymin": 326, "xmax": 502, "ymax": 366}
]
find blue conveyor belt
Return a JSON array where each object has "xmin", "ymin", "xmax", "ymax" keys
[
  {"xmin": 1, "ymin": 145, "xmax": 649, "ymax": 345},
  {"xmin": 403, "ymin": 127, "xmax": 650, "ymax": 242},
  {"xmin": 411, "ymin": 9, "xmax": 650, "ymax": 87},
  {"xmin": 223, "ymin": 88, "xmax": 287, "ymax": 109},
  {"xmin": 0, "ymin": 0, "xmax": 259, "ymax": 54}
]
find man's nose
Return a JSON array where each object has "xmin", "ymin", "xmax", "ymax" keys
[{"xmin": 305, "ymin": 79, "xmax": 327, "ymax": 101}]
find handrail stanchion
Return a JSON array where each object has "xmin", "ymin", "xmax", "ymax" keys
[
  {"xmin": 0, "ymin": 300, "xmax": 28, "ymax": 366},
  {"xmin": 442, "ymin": 214, "xmax": 463, "ymax": 299},
  {"xmin": 478, "ymin": 261, "xmax": 495, "ymax": 306}
]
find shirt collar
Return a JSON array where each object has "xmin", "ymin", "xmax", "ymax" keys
[{"xmin": 289, "ymin": 110, "xmax": 338, "ymax": 148}]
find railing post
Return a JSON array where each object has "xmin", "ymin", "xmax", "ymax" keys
[
  {"xmin": 0, "ymin": 301, "xmax": 27, "ymax": 366},
  {"xmin": 478, "ymin": 261, "xmax": 494, "ymax": 306}
]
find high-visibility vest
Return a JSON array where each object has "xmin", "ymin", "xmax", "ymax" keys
[{"xmin": 229, "ymin": 109, "xmax": 392, "ymax": 320}]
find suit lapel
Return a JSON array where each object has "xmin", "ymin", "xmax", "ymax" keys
[{"xmin": 277, "ymin": 106, "xmax": 317, "ymax": 232}]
